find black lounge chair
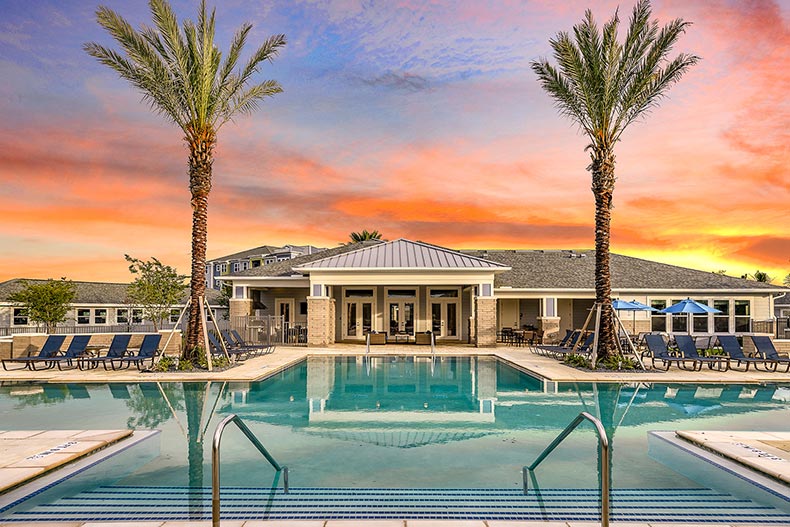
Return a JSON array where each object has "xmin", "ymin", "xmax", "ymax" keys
[
  {"xmin": 231, "ymin": 329, "xmax": 274, "ymax": 354},
  {"xmin": 2, "ymin": 335, "xmax": 66, "ymax": 371},
  {"xmin": 644, "ymin": 334, "xmax": 698, "ymax": 371},
  {"xmin": 113, "ymin": 334, "xmax": 161, "ymax": 371},
  {"xmin": 78, "ymin": 334, "xmax": 132, "ymax": 370},
  {"xmin": 751, "ymin": 336, "xmax": 790, "ymax": 372},
  {"xmin": 675, "ymin": 335, "xmax": 729, "ymax": 371},
  {"xmin": 717, "ymin": 335, "xmax": 772, "ymax": 372},
  {"xmin": 554, "ymin": 332, "xmax": 596, "ymax": 358},
  {"xmin": 222, "ymin": 329, "xmax": 265, "ymax": 356},
  {"xmin": 47, "ymin": 335, "xmax": 92, "ymax": 370},
  {"xmin": 536, "ymin": 330, "xmax": 581, "ymax": 357},
  {"xmin": 208, "ymin": 332, "xmax": 249, "ymax": 361}
]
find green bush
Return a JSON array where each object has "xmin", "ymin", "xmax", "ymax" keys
[
  {"xmin": 564, "ymin": 353, "xmax": 592, "ymax": 369},
  {"xmin": 152, "ymin": 355, "xmax": 177, "ymax": 372},
  {"xmin": 598, "ymin": 353, "xmax": 639, "ymax": 370}
]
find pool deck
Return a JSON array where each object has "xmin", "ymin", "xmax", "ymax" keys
[
  {"xmin": 2, "ymin": 345, "xmax": 789, "ymax": 527},
  {"xmin": 1, "ymin": 343, "xmax": 789, "ymax": 384}
]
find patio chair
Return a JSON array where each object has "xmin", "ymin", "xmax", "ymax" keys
[
  {"xmin": 717, "ymin": 335, "xmax": 772, "ymax": 372},
  {"xmin": 78, "ymin": 334, "xmax": 132, "ymax": 370},
  {"xmin": 113, "ymin": 334, "xmax": 161, "ymax": 371},
  {"xmin": 553, "ymin": 332, "xmax": 596, "ymax": 358},
  {"xmin": 208, "ymin": 332, "xmax": 249, "ymax": 362},
  {"xmin": 2, "ymin": 335, "xmax": 66, "ymax": 371},
  {"xmin": 644, "ymin": 334, "xmax": 698, "ymax": 371},
  {"xmin": 231, "ymin": 329, "xmax": 274, "ymax": 355},
  {"xmin": 751, "ymin": 335, "xmax": 790, "ymax": 373},
  {"xmin": 222, "ymin": 329, "xmax": 266, "ymax": 355},
  {"xmin": 534, "ymin": 330, "xmax": 579, "ymax": 356},
  {"xmin": 46, "ymin": 335, "xmax": 92, "ymax": 370},
  {"xmin": 675, "ymin": 335, "xmax": 729, "ymax": 371}
]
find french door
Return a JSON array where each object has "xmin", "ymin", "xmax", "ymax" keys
[
  {"xmin": 344, "ymin": 300, "xmax": 373, "ymax": 339},
  {"xmin": 431, "ymin": 301, "xmax": 459, "ymax": 338}
]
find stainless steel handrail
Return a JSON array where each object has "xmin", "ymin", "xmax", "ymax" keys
[
  {"xmin": 212, "ymin": 414, "xmax": 288, "ymax": 527},
  {"xmin": 522, "ymin": 411, "xmax": 609, "ymax": 527}
]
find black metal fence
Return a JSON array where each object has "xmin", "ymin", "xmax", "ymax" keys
[{"xmin": 231, "ymin": 316, "xmax": 307, "ymax": 347}]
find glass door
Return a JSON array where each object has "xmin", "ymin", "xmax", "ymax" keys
[
  {"xmin": 344, "ymin": 300, "xmax": 373, "ymax": 339},
  {"xmin": 429, "ymin": 288, "xmax": 460, "ymax": 339},
  {"xmin": 388, "ymin": 301, "xmax": 415, "ymax": 335}
]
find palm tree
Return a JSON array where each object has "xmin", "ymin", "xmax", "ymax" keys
[
  {"xmin": 750, "ymin": 270, "xmax": 774, "ymax": 283},
  {"xmin": 531, "ymin": 0, "xmax": 698, "ymax": 361},
  {"xmin": 85, "ymin": 0, "xmax": 286, "ymax": 358},
  {"xmin": 348, "ymin": 229, "xmax": 383, "ymax": 243}
]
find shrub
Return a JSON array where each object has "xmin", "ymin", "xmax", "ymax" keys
[
  {"xmin": 598, "ymin": 354, "xmax": 639, "ymax": 370},
  {"xmin": 564, "ymin": 353, "xmax": 592, "ymax": 369}
]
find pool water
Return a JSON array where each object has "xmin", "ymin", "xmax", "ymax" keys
[{"xmin": 1, "ymin": 356, "xmax": 790, "ymax": 521}]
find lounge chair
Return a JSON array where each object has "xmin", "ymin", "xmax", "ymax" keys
[
  {"xmin": 2, "ymin": 335, "xmax": 66, "ymax": 371},
  {"xmin": 113, "ymin": 334, "xmax": 161, "ymax": 371},
  {"xmin": 751, "ymin": 336, "xmax": 790, "ymax": 373},
  {"xmin": 208, "ymin": 332, "xmax": 249, "ymax": 361},
  {"xmin": 717, "ymin": 335, "xmax": 772, "ymax": 372},
  {"xmin": 553, "ymin": 332, "xmax": 596, "ymax": 358},
  {"xmin": 78, "ymin": 334, "xmax": 132, "ymax": 370},
  {"xmin": 535, "ymin": 330, "xmax": 580, "ymax": 357},
  {"xmin": 644, "ymin": 334, "xmax": 698, "ymax": 371},
  {"xmin": 675, "ymin": 335, "xmax": 729, "ymax": 371},
  {"xmin": 222, "ymin": 329, "xmax": 266, "ymax": 355},
  {"xmin": 231, "ymin": 329, "xmax": 274, "ymax": 354},
  {"xmin": 47, "ymin": 335, "xmax": 92, "ymax": 370}
]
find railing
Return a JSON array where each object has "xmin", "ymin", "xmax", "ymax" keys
[
  {"xmin": 212, "ymin": 414, "xmax": 288, "ymax": 527},
  {"xmin": 232, "ymin": 316, "xmax": 306, "ymax": 347},
  {"xmin": 522, "ymin": 412, "xmax": 609, "ymax": 527}
]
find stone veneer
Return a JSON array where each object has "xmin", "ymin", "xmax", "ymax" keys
[
  {"xmin": 474, "ymin": 296, "xmax": 497, "ymax": 347},
  {"xmin": 537, "ymin": 316, "xmax": 560, "ymax": 343},
  {"xmin": 307, "ymin": 296, "xmax": 335, "ymax": 347},
  {"xmin": 229, "ymin": 298, "xmax": 254, "ymax": 320}
]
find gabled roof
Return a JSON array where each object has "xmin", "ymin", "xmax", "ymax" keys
[
  {"xmin": 461, "ymin": 250, "xmax": 787, "ymax": 291},
  {"xmin": 208, "ymin": 244, "xmax": 327, "ymax": 263},
  {"xmin": 0, "ymin": 279, "xmax": 221, "ymax": 304},
  {"xmin": 295, "ymin": 239, "xmax": 509, "ymax": 271}
]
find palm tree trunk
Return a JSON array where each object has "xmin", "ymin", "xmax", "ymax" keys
[
  {"xmin": 590, "ymin": 148, "xmax": 618, "ymax": 361},
  {"xmin": 185, "ymin": 126, "xmax": 216, "ymax": 360}
]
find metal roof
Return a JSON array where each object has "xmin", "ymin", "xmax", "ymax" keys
[{"xmin": 294, "ymin": 239, "xmax": 509, "ymax": 271}]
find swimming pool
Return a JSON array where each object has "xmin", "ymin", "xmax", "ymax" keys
[{"xmin": 1, "ymin": 355, "xmax": 790, "ymax": 522}]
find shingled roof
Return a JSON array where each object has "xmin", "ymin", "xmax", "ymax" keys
[
  {"xmin": 0, "ymin": 279, "xmax": 221, "ymax": 304},
  {"xmin": 462, "ymin": 250, "xmax": 785, "ymax": 291}
]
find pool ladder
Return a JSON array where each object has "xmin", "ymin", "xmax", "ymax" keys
[
  {"xmin": 523, "ymin": 412, "xmax": 610, "ymax": 527},
  {"xmin": 212, "ymin": 414, "xmax": 288, "ymax": 527}
]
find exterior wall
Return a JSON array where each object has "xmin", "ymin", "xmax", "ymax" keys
[
  {"xmin": 475, "ymin": 296, "xmax": 497, "ymax": 347},
  {"xmin": 519, "ymin": 299, "xmax": 541, "ymax": 328},
  {"xmin": 537, "ymin": 316, "xmax": 561, "ymax": 342}
]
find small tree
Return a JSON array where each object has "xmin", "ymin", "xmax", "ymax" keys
[
  {"xmin": 8, "ymin": 279, "xmax": 76, "ymax": 333},
  {"xmin": 126, "ymin": 255, "xmax": 188, "ymax": 331},
  {"xmin": 784, "ymin": 273, "xmax": 790, "ymax": 287},
  {"xmin": 348, "ymin": 229, "xmax": 383, "ymax": 243}
]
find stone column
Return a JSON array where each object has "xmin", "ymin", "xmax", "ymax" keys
[
  {"xmin": 307, "ymin": 296, "xmax": 334, "ymax": 347},
  {"xmin": 229, "ymin": 298, "xmax": 253, "ymax": 320},
  {"xmin": 537, "ymin": 316, "xmax": 561, "ymax": 343},
  {"xmin": 475, "ymin": 296, "xmax": 497, "ymax": 347}
]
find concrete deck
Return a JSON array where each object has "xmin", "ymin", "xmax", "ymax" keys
[
  {"xmin": 0, "ymin": 520, "xmax": 782, "ymax": 527},
  {"xmin": 0, "ymin": 429, "xmax": 132, "ymax": 493},
  {"xmin": 677, "ymin": 430, "xmax": 790, "ymax": 485},
  {"xmin": 1, "ymin": 344, "xmax": 789, "ymax": 384}
]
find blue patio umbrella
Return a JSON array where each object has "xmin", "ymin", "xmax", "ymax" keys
[
  {"xmin": 612, "ymin": 299, "xmax": 657, "ymax": 333},
  {"xmin": 660, "ymin": 298, "xmax": 721, "ymax": 335}
]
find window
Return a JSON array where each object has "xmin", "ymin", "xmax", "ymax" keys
[
  {"xmin": 77, "ymin": 308, "xmax": 91, "ymax": 324},
  {"xmin": 214, "ymin": 264, "xmax": 221, "ymax": 273},
  {"xmin": 734, "ymin": 300, "xmax": 750, "ymax": 332},
  {"xmin": 299, "ymin": 301, "xmax": 308, "ymax": 315},
  {"xmin": 132, "ymin": 309, "xmax": 143, "ymax": 324},
  {"xmin": 117, "ymin": 308, "xmax": 128, "ymax": 324},
  {"xmin": 387, "ymin": 289, "xmax": 416, "ymax": 298},
  {"xmin": 220, "ymin": 264, "xmax": 228, "ymax": 273},
  {"xmin": 650, "ymin": 300, "xmax": 666, "ymax": 331},
  {"xmin": 94, "ymin": 309, "xmax": 107, "ymax": 325},
  {"xmin": 170, "ymin": 309, "xmax": 180, "ymax": 323},
  {"xmin": 430, "ymin": 289, "xmax": 459, "ymax": 298},
  {"xmin": 242, "ymin": 262, "xmax": 249, "ymax": 270},
  {"xmin": 232, "ymin": 262, "xmax": 240, "ymax": 272},
  {"xmin": 692, "ymin": 299, "xmax": 708, "ymax": 333},
  {"xmin": 670, "ymin": 300, "xmax": 687, "ymax": 332},
  {"xmin": 346, "ymin": 289, "xmax": 374, "ymax": 298},
  {"xmin": 713, "ymin": 300, "xmax": 729, "ymax": 332},
  {"xmin": 252, "ymin": 260, "xmax": 261, "ymax": 268},
  {"xmin": 13, "ymin": 308, "xmax": 28, "ymax": 325}
]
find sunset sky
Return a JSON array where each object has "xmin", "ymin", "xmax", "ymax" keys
[{"xmin": 0, "ymin": 0, "xmax": 788, "ymax": 284}]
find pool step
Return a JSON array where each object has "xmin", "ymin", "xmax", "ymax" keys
[{"xmin": 8, "ymin": 486, "xmax": 790, "ymax": 523}]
